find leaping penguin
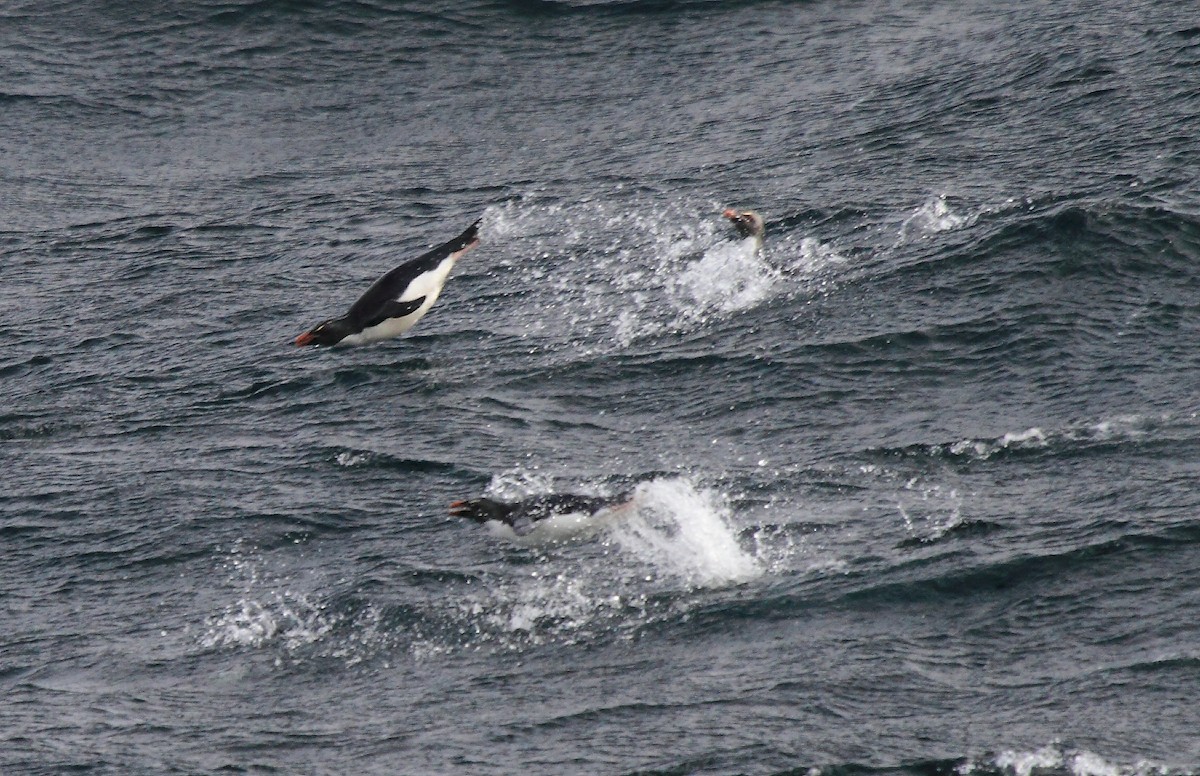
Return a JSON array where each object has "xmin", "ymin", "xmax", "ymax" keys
[
  {"xmin": 294, "ymin": 218, "xmax": 481, "ymax": 347},
  {"xmin": 723, "ymin": 208, "xmax": 765, "ymax": 252},
  {"xmin": 450, "ymin": 492, "xmax": 634, "ymax": 541}
]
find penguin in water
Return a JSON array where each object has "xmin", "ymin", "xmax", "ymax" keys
[
  {"xmin": 294, "ymin": 218, "xmax": 481, "ymax": 347},
  {"xmin": 722, "ymin": 208, "xmax": 765, "ymax": 253},
  {"xmin": 450, "ymin": 492, "xmax": 634, "ymax": 542}
]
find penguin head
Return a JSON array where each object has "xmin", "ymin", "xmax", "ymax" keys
[
  {"xmin": 449, "ymin": 498, "xmax": 514, "ymax": 526},
  {"xmin": 294, "ymin": 318, "xmax": 352, "ymax": 347},
  {"xmin": 722, "ymin": 208, "xmax": 765, "ymax": 240}
]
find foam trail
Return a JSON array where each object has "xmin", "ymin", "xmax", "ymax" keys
[{"xmin": 604, "ymin": 479, "xmax": 762, "ymax": 588}]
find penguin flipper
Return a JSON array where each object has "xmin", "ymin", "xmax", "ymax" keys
[
  {"xmin": 510, "ymin": 514, "xmax": 537, "ymax": 536},
  {"xmin": 363, "ymin": 297, "xmax": 425, "ymax": 329}
]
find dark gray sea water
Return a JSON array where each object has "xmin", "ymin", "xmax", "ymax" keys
[{"xmin": 4, "ymin": 1, "xmax": 1200, "ymax": 774}]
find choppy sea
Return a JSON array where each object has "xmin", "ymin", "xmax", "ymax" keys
[{"xmin": 4, "ymin": 1, "xmax": 1200, "ymax": 774}]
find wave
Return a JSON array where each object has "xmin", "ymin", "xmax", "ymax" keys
[
  {"xmin": 866, "ymin": 413, "xmax": 1197, "ymax": 466},
  {"xmin": 329, "ymin": 446, "xmax": 461, "ymax": 474},
  {"xmin": 894, "ymin": 518, "xmax": 1004, "ymax": 548},
  {"xmin": 496, "ymin": 0, "xmax": 734, "ymax": 17},
  {"xmin": 0, "ymin": 89, "xmax": 155, "ymax": 121},
  {"xmin": 895, "ymin": 195, "xmax": 976, "ymax": 245},
  {"xmin": 775, "ymin": 193, "xmax": 1200, "ymax": 399},
  {"xmin": 696, "ymin": 513, "xmax": 1200, "ymax": 634},
  {"xmin": 0, "ymin": 413, "xmax": 82, "ymax": 442},
  {"xmin": 873, "ymin": 196, "xmax": 1200, "ymax": 288},
  {"xmin": 770, "ymin": 744, "xmax": 1193, "ymax": 776},
  {"xmin": 466, "ymin": 192, "xmax": 1200, "ymax": 397}
]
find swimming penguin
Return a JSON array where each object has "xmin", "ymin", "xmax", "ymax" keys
[
  {"xmin": 294, "ymin": 218, "xmax": 481, "ymax": 347},
  {"xmin": 722, "ymin": 208, "xmax": 765, "ymax": 252},
  {"xmin": 450, "ymin": 492, "xmax": 634, "ymax": 541}
]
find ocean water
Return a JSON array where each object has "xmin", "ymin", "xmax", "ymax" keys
[{"xmin": 3, "ymin": 1, "xmax": 1200, "ymax": 774}]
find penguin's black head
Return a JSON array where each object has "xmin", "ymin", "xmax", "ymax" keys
[
  {"xmin": 294, "ymin": 318, "xmax": 352, "ymax": 347},
  {"xmin": 449, "ymin": 498, "xmax": 514, "ymax": 525},
  {"xmin": 722, "ymin": 208, "xmax": 765, "ymax": 240}
]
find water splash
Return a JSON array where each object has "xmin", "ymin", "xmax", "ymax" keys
[
  {"xmin": 603, "ymin": 479, "xmax": 762, "ymax": 588},
  {"xmin": 199, "ymin": 592, "xmax": 333, "ymax": 652},
  {"xmin": 480, "ymin": 198, "xmax": 845, "ymax": 350},
  {"xmin": 671, "ymin": 238, "xmax": 779, "ymax": 316},
  {"xmin": 917, "ymin": 413, "xmax": 1176, "ymax": 464},
  {"xmin": 789, "ymin": 236, "xmax": 848, "ymax": 275},
  {"xmin": 410, "ymin": 570, "xmax": 649, "ymax": 657},
  {"xmin": 896, "ymin": 477, "xmax": 965, "ymax": 543},
  {"xmin": 945, "ymin": 427, "xmax": 1049, "ymax": 460},
  {"xmin": 898, "ymin": 194, "xmax": 972, "ymax": 243},
  {"xmin": 468, "ymin": 475, "xmax": 763, "ymax": 588},
  {"xmin": 417, "ymin": 479, "xmax": 765, "ymax": 653},
  {"xmin": 198, "ymin": 479, "xmax": 772, "ymax": 662},
  {"xmin": 472, "ymin": 474, "xmax": 763, "ymax": 588},
  {"xmin": 482, "ymin": 467, "xmax": 558, "ymax": 501},
  {"xmin": 198, "ymin": 544, "xmax": 343, "ymax": 655}
]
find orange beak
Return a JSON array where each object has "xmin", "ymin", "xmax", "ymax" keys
[{"xmin": 294, "ymin": 332, "xmax": 315, "ymax": 346}]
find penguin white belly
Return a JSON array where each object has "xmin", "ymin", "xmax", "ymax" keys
[
  {"xmin": 485, "ymin": 503, "xmax": 633, "ymax": 547},
  {"xmin": 343, "ymin": 310, "xmax": 426, "ymax": 345},
  {"xmin": 341, "ymin": 257, "xmax": 457, "ymax": 346},
  {"xmin": 483, "ymin": 511, "xmax": 603, "ymax": 547}
]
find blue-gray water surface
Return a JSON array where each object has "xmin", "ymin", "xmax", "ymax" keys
[{"xmin": 3, "ymin": 1, "xmax": 1200, "ymax": 774}]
